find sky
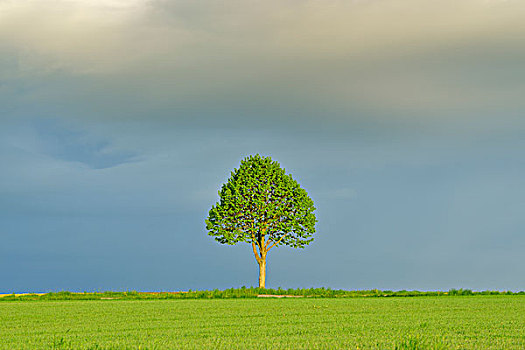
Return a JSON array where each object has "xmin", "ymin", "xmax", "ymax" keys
[{"xmin": 1, "ymin": 0, "xmax": 524, "ymax": 293}]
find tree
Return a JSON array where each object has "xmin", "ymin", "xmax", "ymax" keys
[{"xmin": 205, "ymin": 154, "xmax": 316, "ymax": 288}]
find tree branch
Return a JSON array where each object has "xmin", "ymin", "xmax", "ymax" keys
[
  {"xmin": 267, "ymin": 233, "xmax": 288, "ymax": 251},
  {"xmin": 251, "ymin": 239, "xmax": 262, "ymax": 264}
]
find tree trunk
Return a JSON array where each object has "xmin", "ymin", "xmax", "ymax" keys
[{"xmin": 258, "ymin": 258, "xmax": 266, "ymax": 289}]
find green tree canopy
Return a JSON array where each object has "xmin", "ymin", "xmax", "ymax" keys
[{"xmin": 205, "ymin": 154, "xmax": 316, "ymax": 288}]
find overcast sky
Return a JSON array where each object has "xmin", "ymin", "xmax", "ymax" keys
[{"xmin": 1, "ymin": 0, "xmax": 524, "ymax": 292}]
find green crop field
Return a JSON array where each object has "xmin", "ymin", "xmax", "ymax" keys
[{"xmin": 1, "ymin": 296, "xmax": 524, "ymax": 349}]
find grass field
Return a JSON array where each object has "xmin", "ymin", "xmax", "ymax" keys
[{"xmin": 1, "ymin": 296, "xmax": 524, "ymax": 349}]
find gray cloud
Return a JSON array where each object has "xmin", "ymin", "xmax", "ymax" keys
[
  {"xmin": 32, "ymin": 119, "xmax": 137, "ymax": 169},
  {"xmin": 1, "ymin": 0, "xmax": 524, "ymax": 135}
]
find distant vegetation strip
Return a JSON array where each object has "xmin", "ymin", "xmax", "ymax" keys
[{"xmin": 1, "ymin": 287, "xmax": 523, "ymax": 301}]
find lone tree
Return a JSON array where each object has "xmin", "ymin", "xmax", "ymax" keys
[{"xmin": 205, "ymin": 154, "xmax": 316, "ymax": 288}]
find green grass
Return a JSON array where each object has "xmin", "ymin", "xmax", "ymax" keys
[
  {"xmin": 1, "ymin": 296, "xmax": 524, "ymax": 349},
  {"xmin": 1, "ymin": 287, "xmax": 522, "ymax": 301}
]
